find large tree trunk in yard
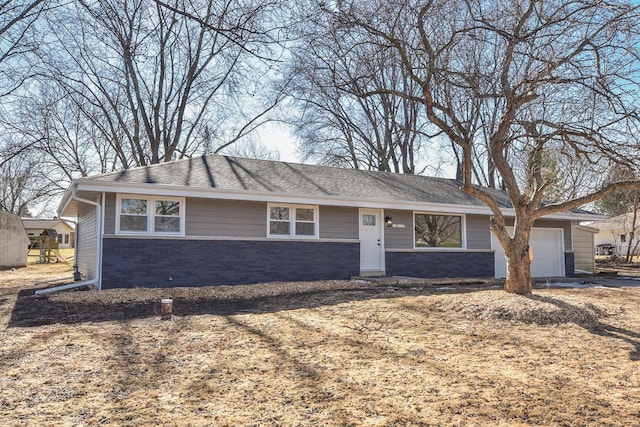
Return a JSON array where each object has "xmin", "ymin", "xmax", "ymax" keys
[
  {"xmin": 505, "ymin": 249, "xmax": 533, "ymax": 295},
  {"xmin": 491, "ymin": 214, "xmax": 534, "ymax": 295}
]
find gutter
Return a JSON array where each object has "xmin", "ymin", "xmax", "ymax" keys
[
  {"xmin": 35, "ymin": 278, "xmax": 98, "ymax": 296},
  {"xmin": 35, "ymin": 186, "xmax": 104, "ymax": 295}
]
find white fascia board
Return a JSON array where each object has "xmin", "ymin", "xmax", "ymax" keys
[
  {"xmin": 73, "ymin": 180, "xmax": 602, "ymax": 221},
  {"xmin": 575, "ymin": 224, "xmax": 600, "ymax": 233},
  {"xmin": 57, "ymin": 183, "xmax": 78, "ymax": 217},
  {"xmin": 548, "ymin": 212, "xmax": 608, "ymax": 221}
]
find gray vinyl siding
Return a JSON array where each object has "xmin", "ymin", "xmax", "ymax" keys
[
  {"xmin": 104, "ymin": 193, "xmax": 116, "ymax": 234},
  {"xmin": 186, "ymin": 198, "xmax": 266, "ymax": 237},
  {"xmin": 384, "ymin": 209, "xmax": 414, "ymax": 249},
  {"xmin": 466, "ymin": 214, "xmax": 491, "ymax": 250},
  {"xmin": 107, "ymin": 195, "xmax": 359, "ymax": 239},
  {"xmin": 384, "ymin": 210, "xmax": 491, "ymax": 250},
  {"xmin": 319, "ymin": 206, "xmax": 358, "ymax": 239},
  {"xmin": 573, "ymin": 227, "xmax": 595, "ymax": 273},
  {"xmin": 106, "ymin": 194, "xmax": 267, "ymax": 237},
  {"xmin": 76, "ymin": 203, "xmax": 98, "ymax": 280}
]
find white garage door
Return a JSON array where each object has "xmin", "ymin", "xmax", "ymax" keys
[{"xmin": 492, "ymin": 228, "xmax": 565, "ymax": 278}]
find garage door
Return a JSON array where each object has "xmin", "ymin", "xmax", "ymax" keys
[{"xmin": 492, "ymin": 228, "xmax": 565, "ymax": 278}]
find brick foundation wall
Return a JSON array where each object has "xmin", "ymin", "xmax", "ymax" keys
[
  {"xmin": 564, "ymin": 252, "xmax": 575, "ymax": 277},
  {"xmin": 101, "ymin": 238, "xmax": 360, "ymax": 289},
  {"xmin": 385, "ymin": 251, "xmax": 495, "ymax": 278}
]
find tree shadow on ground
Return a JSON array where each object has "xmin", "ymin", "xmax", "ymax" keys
[
  {"xmin": 527, "ymin": 294, "xmax": 640, "ymax": 361},
  {"xmin": 8, "ymin": 282, "xmax": 499, "ymax": 328}
]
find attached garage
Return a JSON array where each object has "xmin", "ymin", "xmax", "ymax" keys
[{"xmin": 492, "ymin": 227, "xmax": 565, "ymax": 278}]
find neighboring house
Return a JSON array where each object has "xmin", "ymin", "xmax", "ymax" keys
[
  {"xmin": 22, "ymin": 218, "xmax": 75, "ymax": 249},
  {"xmin": 0, "ymin": 211, "xmax": 30, "ymax": 268},
  {"xmin": 589, "ymin": 212, "xmax": 640, "ymax": 257},
  {"xmin": 57, "ymin": 154, "xmax": 600, "ymax": 290}
]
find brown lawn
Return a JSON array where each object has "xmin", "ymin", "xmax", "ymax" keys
[{"xmin": 1, "ymin": 262, "xmax": 639, "ymax": 426}]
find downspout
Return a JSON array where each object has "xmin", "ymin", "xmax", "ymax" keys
[{"xmin": 35, "ymin": 186, "xmax": 104, "ymax": 295}]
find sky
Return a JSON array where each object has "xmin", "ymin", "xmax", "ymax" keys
[{"xmin": 258, "ymin": 122, "xmax": 300, "ymax": 163}]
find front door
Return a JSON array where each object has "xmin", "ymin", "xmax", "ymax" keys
[{"xmin": 359, "ymin": 208, "xmax": 384, "ymax": 273}]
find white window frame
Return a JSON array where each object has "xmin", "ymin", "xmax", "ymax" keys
[
  {"xmin": 267, "ymin": 203, "xmax": 319, "ymax": 239},
  {"xmin": 413, "ymin": 212, "xmax": 466, "ymax": 250},
  {"xmin": 116, "ymin": 194, "xmax": 185, "ymax": 236}
]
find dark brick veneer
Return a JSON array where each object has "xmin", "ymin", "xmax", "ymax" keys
[
  {"xmin": 385, "ymin": 251, "xmax": 495, "ymax": 278},
  {"xmin": 564, "ymin": 252, "xmax": 575, "ymax": 277},
  {"xmin": 101, "ymin": 238, "xmax": 360, "ymax": 289}
]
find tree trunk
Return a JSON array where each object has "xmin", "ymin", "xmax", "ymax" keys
[
  {"xmin": 504, "ymin": 232, "xmax": 533, "ymax": 295},
  {"xmin": 504, "ymin": 242, "xmax": 533, "ymax": 295},
  {"xmin": 625, "ymin": 190, "xmax": 638, "ymax": 262}
]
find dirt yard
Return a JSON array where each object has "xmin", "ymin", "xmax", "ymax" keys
[{"xmin": 1, "ymin": 263, "xmax": 639, "ymax": 426}]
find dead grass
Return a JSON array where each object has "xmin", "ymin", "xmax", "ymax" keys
[{"xmin": 1, "ymin": 265, "xmax": 640, "ymax": 426}]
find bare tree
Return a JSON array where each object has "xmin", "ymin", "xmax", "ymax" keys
[
  {"xmin": 596, "ymin": 165, "xmax": 640, "ymax": 261},
  {"xmin": 0, "ymin": 0, "xmax": 49, "ymax": 97},
  {"xmin": 0, "ymin": 0, "xmax": 288, "ymax": 215},
  {"xmin": 0, "ymin": 0, "xmax": 51, "ymax": 169},
  {"xmin": 328, "ymin": 0, "xmax": 640, "ymax": 294},
  {"xmin": 596, "ymin": 165, "xmax": 639, "ymax": 216},
  {"xmin": 624, "ymin": 192, "xmax": 640, "ymax": 262},
  {"xmin": 34, "ymin": 0, "xmax": 284, "ymax": 169},
  {"xmin": 0, "ymin": 150, "xmax": 58, "ymax": 216},
  {"xmin": 222, "ymin": 139, "xmax": 280, "ymax": 161},
  {"xmin": 285, "ymin": 7, "xmax": 434, "ymax": 173}
]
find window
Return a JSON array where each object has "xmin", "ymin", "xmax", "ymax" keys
[
  {"xmin": 120, "ymin": 198, "xmax": 148, "ymax": 231},
  {"xmin": 362, "ymin": 214, "xmax": 376, "ymax": 226},
  {"xmin": 64, "ymin": 234, "xmax": 69, "ymax": 244},
  {"xmin": 117, "ymin": 195, "xmax": 184, "ymax": 235},
  {"xmin": 57, "ymin": 234, "xmax": 63, "ymax": 243},
  {"xmin": 154, "ymin": 200, "xmax": 180, "ymax": 232},
  {"xmin": 414, "ymin": 213, "xmax": 463, "ymax": 248},
  {"xmin": 620, "ymin": 234, "xmax": 627, "ymax": 243},
  {"xmin": 268, "ymin": 204, "xmax": 318, "ymax": 238},
  {"xmin": 270, "ymin": 206, "xmax": 290, "ymax": 235}
]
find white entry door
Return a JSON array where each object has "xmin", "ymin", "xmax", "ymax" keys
[
  {"xmin": 492, "ymin": 227, "xmax": 565, "ymax": 278},
  {"xmin": 359, "ymin": 209, "xmax": 384, "ymax": 272}
]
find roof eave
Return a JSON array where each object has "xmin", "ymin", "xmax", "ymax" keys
[
  {"xmin": 70, "ymin": 179, "xmax": 602, "ymax": 221},
  {"xmin": 57, "ymin": 181, "xmax": 78, "ymax": 217}
]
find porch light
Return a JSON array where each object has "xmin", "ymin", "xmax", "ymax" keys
[{"xmin": 385, "ymin": 216, "xmax": 393, "ymax": 227}]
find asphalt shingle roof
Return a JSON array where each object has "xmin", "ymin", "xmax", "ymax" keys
[
  {"xmin": 588, "ymin": 212, "xmax": 637, "ymax": 230},
  {"xmin": 85, "ymin": 154, "xmax": 515, "ymax": 208},
  {"xmin": 21, "ymin": 218, "xmax": 73, "ymax": 230}
]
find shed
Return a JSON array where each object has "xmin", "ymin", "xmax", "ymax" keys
[{"xmin": 0, "ymin": 211, "xmax": 30, "ymax": 268}]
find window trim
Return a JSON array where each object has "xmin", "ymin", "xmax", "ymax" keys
[
  {"xmin": 116, "ymin": 194, "xmax": 185, "ymax": 236},
  {"xmin": 413, "ymin": 211, "xmax": 466, "ymax": 250},
  {"xmin": 267, "ymin": 203, "xmax": 319, "ymax": 239}
]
